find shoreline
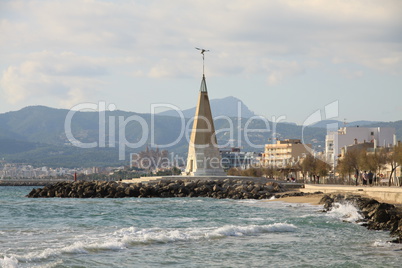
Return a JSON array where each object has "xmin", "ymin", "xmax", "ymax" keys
[
  {"xmin": 267, "ymin": 193, "xmax": 324, "ymax": 205},
  {"xmin": 301, "ymin": 184, "xmax": 402, "ymax": 204},
  {"xmin": 270, "ymin": 191, "xmax": 402, "ymax": 243}
]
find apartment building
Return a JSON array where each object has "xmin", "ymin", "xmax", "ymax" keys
[{"xmin": 262, "ymin": 139, "xmax": 312, "ymax": 167}]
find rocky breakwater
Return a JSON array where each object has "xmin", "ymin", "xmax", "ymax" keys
[
  {"xmin": 320, "ymin": 193, "xmax": 402, "ymax": 243},
  {"xmin": 27, "ymin": 179, "xmax": 288, "ymax": 199}
]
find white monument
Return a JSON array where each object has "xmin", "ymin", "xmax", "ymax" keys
[{"xmin": 183, "ymin": 49, "xmax": 225, "ymax": 176}]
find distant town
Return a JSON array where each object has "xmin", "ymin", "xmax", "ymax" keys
[{"xmin": 2, "ymin": 125, "xmax": 401, "ymax": 186}]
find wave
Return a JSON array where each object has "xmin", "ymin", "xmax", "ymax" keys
[
  {"xmin": 9, "ymin": 223, "xmax": 297, "ymax": 264},
  {"xmin": 372, "ymin": 240, "xmax": 394, "ymax": 247},
  {"xmin": 237, "ymin": 199, "xmax": 259, "ymax": 204},
  {"xmin": 0, "ymin": 256, "xmax": 18, "ymax": 268},
  {"xmin": 244, "ymin": 217, "xmax": 265, "ymax": 221},
  {"xmin": 326, "ymin": 202, "xmax": 363, "ymax": 222},
  {"xmin": 208, "ymin": 223, "xmax": 297, "ymax": 237},
  {"xmin": 116, "ymin": 223, "xmax": 297, "ymax": 244}
]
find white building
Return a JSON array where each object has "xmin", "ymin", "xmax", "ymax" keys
[
  {"xmin": 263, "ymin": 139, "xmax": 312, "ymax": 168},
  {"xmin": 325, "ymin": 126, "xmax": 396, "ymax": 167},
  {"xmin": 220, "ymin": 148, "xmax": 261, "ymax": 169}
]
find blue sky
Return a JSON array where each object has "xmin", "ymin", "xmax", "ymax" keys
[{"xmin": 0, "ymin": 0, "xmax": 401, "ymax": 125}]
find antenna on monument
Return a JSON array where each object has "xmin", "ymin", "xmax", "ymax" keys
[{"xmin": 195, "ymin": 47, "xmax": 210, "ymax": 76}]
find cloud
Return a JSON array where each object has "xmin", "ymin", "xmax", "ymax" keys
[
  {"xmin": 0, "ymin": 51, "xmax": 106, "ymax": 107},
  {"xmin": 2, "ymin": 1, "xmax": 401, "ymax": 68},
  {"xmin": 0, "ymin": 0, "xmax": 401, "ymax": 101},
  {"xmin": 261, "ymin": 60, "xmax": 304, "ymax": 85},
  {"xmin": 340, "ymin": 69, "xmax": 364, "ymax": 79}
]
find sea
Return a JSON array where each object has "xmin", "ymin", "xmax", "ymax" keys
[{"xmin": 1, "ymin": 186, "xmax": 401, "ymax": 268}]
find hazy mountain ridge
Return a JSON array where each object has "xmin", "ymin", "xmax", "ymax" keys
[
  {"xmin": 0, "ymin": 102, "xmax": 401, "ymax": 168},
  {"xmin": 309, "ymin": 120, "xmax": 381, "ymax": 129},
  {"xmin": 158, "ymin": 96, "xmax": 256, "ymax": 118}
]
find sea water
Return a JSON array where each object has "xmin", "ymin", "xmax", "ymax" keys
[{"xmin": 0, "ymin": 186, "xmax": 401, "ymax": 268}]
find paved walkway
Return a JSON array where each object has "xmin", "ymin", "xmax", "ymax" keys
[{"xmin": 301, "ymin": 184, "xmax": 402, "ymax": 204}]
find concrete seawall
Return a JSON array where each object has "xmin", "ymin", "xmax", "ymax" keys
[{"xmin": 301, "ymin": 185, "xmax": 402, "ymax": 204}]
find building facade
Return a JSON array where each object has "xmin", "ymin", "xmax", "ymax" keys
[
  {"xmin": 220, "ymin": 147, "xmax": 261, "ymax": 170},
  {"xmin": 262, "ymin": 139, "xmax": 312, "ymax": 167},
  {"xmin": 325, "ymin": 126, "xmax": 396, "ymax": 167}
]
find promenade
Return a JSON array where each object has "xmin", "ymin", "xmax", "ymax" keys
[{"xmin": 301, "ymin": 184, "xmax": 402, "ymax": 204}]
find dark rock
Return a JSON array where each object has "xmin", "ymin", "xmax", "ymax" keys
[
  {"xmin": 27, "ymin": 178, "xmax": 293, "ymax": 202},
  {"xmin": 319, "ymin": 195, "xmax": 334, "ymax": 210},
  {"xmin": 322, "ymin": 193, "xmax": 402, "ymax": 243}
]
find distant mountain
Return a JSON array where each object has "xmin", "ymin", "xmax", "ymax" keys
[
  {"xmin": 308, "ymin": 120, "xmax": 380, "ymax": 129},
  {"xmin": 0, "ymin": 104, "xmax": 400, "ymax": 168},
  {"xmin": 158, "ymin": 96, "xmax": 256, "ymax": 118},
  {"xmin": 366, "ymin": 120, "xmax": 402, "ymax": 137}
]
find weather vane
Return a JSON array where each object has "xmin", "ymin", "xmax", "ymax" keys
[{"xmin": 195, "ymin": 47, "xmax": 210, "ymax": 76}]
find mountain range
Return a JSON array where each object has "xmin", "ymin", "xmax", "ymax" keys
[
  {"xmin": 0, "ymin": 97, "xmax": 401, "ymax": 168},
  {"xmin": 158, "ymin": 96, "xmax": 256, "ymax": 118}
]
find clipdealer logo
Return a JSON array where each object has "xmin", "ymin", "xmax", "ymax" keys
[{"xmin": 64, "ymin": 100, "xmax": 339, "ymax": 164}]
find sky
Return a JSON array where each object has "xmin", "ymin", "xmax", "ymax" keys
[{"xmin": 0, "ymin": 0, "xmax": 401, "ymax": 125}]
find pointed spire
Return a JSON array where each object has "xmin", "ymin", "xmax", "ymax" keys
[
  {"xmin": 183, "ymin": 47, "xmax": 224, "ymax": 176},
  {"xmin": 200, "ymin": 74, "xmax": 207, "ymax": 92}
]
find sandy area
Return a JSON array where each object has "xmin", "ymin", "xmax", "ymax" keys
[{"xmin": 267, "ymin": 194, "xmax": 325, "ymax": 205}]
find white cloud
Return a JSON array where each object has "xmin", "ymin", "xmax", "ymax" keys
[
  {"xmin": 2, "ymin": 0, "xmax": 401, "ymax": 77},
  {"xmin": 0, "ymin": 51, "xmax": 106, "ymax": 107},
  {"xmin": 262, "ymin": 60, "xmax": 304, "ymax": 85},
  {"xmin": 340, "ymin": 69, "xmax": 364, "ymax": 79},
  {"xmin": 0, "ymin": 0, "xmax": 401, "ymax": 116}
]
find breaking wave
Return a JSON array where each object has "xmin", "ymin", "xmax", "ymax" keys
[
  {"xmin": 0, "ymin": 256, "xmax": 18, "ymax": 268},
  {"xmin": 7, "ymin": 223, "xmax": 297, "ymax": 263},
  {"xmin": 327, "ymin": 202, "xmax": 363, "ymax": 222},
  {"xmin": 116, "ymin": 223, "xmax": 297, "ymax": 244}
]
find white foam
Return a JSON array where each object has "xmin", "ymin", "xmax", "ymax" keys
[
  {"xmin": 173, "ymin": 217, "xmax": 198, "ymax": 223},
  {"xmin": 0, "ymin": 256, "xmax": 18, "ymax": 268},
  {"xmin": 37, "ymin": 259, "xmax": 64, "ymax": 268},
  {"xmin": 16, "ymin": 238, "xmax": 126, "ymax": 263},
  {"xmin": 246, "ymin": 217, "xmax": 265, "ymax": 221},
  {"xmin": 20, "ymin": 247, "xmax": 59, "ymax": 262},
  {"xmin": 208, "ymin": 223, "xmax": 297, "ymax": 238},
  {"xmin": 63, "ymin": 240, "xmax": 126, "ymax": 253},
  {"xmin": 115, "ymin": 223, "xmax": 297, "ymax": 244},
  {"xmin": 238, "ymin": 200, "xmax": 259, "ymax": 204},
  {"xmin": 372, "ymin": 240, "xmax": 393, "ymax": 247},
  {"xmin": 327, "ymin": 202, "xmax": 363, "ymax": 222},
  {"xmin": 10, "ymin": 223, "xmax": 297, "ymax": 264},
  {"xmin": 116, "ymin": 226, "xmax": 204, "ymax": 244}
]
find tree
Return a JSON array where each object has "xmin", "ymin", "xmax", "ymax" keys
[
  {"xmin": 299, "ymin": 154, "xmax": 331, "ymax": 184},
  {"xmin": 386, "ymin": 144, "xmax": 402, "ymax": 186},
  {"xmin": 337, "ymin": 148, "xmax": 365, "ymax": 186},
  {"xmin": 337, "ymin": 157, "xmax": 354, "ymax": 185},
  {"xmin": 227, "ymin": 167, "xmax": 242, "ymax": 176},
  {"xmin": 241, "ymin": 168, "xmax": 263, "ymax": 177},
  {"xmin": 314, "ymin": 159, "xmax": 331, "ymax": 182},
  {"xmin": 263, "ymin": 166, "xmax": 279, "ymax": 179},
  {"xmin": 300, "ymin": 154, "xmax": 316, "ymax": 183},
  {"xmin": 358, "ymin": 149, "xmax": 387, "ymax": 185}
]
